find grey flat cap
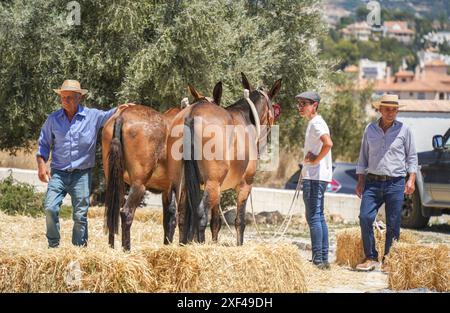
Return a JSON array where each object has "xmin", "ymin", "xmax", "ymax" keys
[{"xmin": 295, "ymin": 91, "xmax": 321, "ymax": 103}]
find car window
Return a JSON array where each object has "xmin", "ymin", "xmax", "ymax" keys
[
  {"xmin": 345, "ymin": 169, "xmax": 358, "ymax": 180},
  {"xmin": 445, "ymin": 136, "xmax": 450, "ymax": 149},
  {"xmin": 289, "ymin": 171, "xmax": 300, "ymax": 183}
]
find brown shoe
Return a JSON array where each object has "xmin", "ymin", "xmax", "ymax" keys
[{"xmin": 355, "ymin": 259, "xmax": 378, "ymax": 272}]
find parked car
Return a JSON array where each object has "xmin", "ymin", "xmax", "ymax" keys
[
  {"xmin": 402, "ymin": 128, "xmax": 450, "ymax": 229},
  {"xmin": 284, "ymin": 162, "xmax": 358, "ymax": 194}
]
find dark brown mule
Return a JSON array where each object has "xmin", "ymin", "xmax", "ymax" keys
[
  {"xmin": 167, "ymin": 74, "xmax": 281, "ymax": 245},
  {"xmin": 102, "ymin": 104, "xmax": 181, "ymax": 250}
]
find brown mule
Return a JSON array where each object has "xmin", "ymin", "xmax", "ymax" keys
[
  {"xmin": 167, "ymin": 74, "xmax": 282, "ymax": 245},
  {"xmin": 102, "ymin": 104, "xmax": 181, "ymax": 250}
]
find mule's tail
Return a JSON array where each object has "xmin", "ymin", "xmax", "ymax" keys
[
  {"xmin": 105, "ymin": 116, "xmax": 125, "ymax": 237},
  {"xmin": 183, "ymin": 116, "xmax": 202, "ymax": 243}
]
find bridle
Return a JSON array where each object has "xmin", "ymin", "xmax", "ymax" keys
[
  {"xmin": 244, "ymin": 88, "xmax": 274, "ymax": 155},
  {"xmin": 255, "ymin": 87, "xmax": 274, "ymax": 147}
]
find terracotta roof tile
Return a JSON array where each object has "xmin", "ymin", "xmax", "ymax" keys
[{"xmin": 398, "ymin": 100, "xmax": 450, "ymax": 112}]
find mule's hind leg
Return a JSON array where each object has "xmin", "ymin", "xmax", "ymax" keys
[
  {"xmin": 163, "ymin": 189, "xmax": 177, "ymax": 244},
  {"xmin": 197, "ymin": 181, "xmax": 220, "ymax": 243},
  {"xmin": 120, "ymin": 183, "xmax": 145, "ymax": 251},
  {"xmin": 177, "ymin": 190, "xmax": 188, "ymax": 245},
  {"xmin": 210, "ymin": 188, "xmax": 222, "ymax": 243},
  {"xmin": 235, "ymin": 181, "xmax": 252, "ymax": 246}
]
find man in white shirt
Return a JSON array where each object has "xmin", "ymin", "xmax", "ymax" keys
[{"xmin": 296, "ymin": 91, "xmax": 333, "ymax": 270}]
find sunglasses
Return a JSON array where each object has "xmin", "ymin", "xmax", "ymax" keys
[{"xmin": 296, "ymin": 100, "xmax": 315, "ymax": 108}]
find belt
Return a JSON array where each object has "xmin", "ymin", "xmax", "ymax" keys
[
  {"xmin": 367, "ymin": 173, "xmax": 398, "ymax": 182},
  {"xmin": 53, "ymin": 168, "xmax": 89, "ymax": 173}
]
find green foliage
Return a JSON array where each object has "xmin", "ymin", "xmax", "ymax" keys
[
  {"xmin": 0, "ymin": 172, "xmax": 44, "ymax": 216},
  {"xmin": 0, "ymin": 172, "xmax": 76, "ymax": 218},
  {"xmin": 439, "ymin": 41, "xmax": 450, "ymax": 55},
  {"xmin": 320, "ymin": 73, "xmax": 373, "ymax": 162},
  {"xmin": 0, "ymin": 0, "xmax": 330, "ymax": 152},
  {"xmin": 321, "ymin": 36, "xmax": 418, "ymax": 72},
  {"xmin": 220, "ymin": 189, "xmax": 237, "ymax": 211}
]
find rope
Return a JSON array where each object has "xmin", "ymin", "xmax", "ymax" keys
[
  {"xmin": 272, "ymin": 177, "xmax": 302, "ymax": 242},
  {"xmin": 219, "ymin": 204, "xmax": 236, "ymax": 238},
  {"xmin": 249, "ymin": 191, "xmax": 270, "ymax": 243},
  {"xmin": 248, "ymin": 170, "xmax": 303, "ymax": 243}
]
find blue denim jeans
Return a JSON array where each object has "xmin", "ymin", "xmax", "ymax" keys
[
  {"xmin": 302, "ymin": 179, "xmax": 329, "ymax": 264},
  {"xmin": 44, "ymin": 168, "xmax": 92, "ymax": 247},
  {"xmin": 359, "ymin": 177, "xmax": 405, "ymax": 261}
]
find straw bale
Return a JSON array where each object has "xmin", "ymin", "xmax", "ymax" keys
[
  {"xmin": 335, "ymin": 227, "xmax": 417, "ymax": 268},
  {"xmin": 0, "ymin": 212, "xmax": 307, "ymax": 292},
  {"xmin": 386, "ymin": 243, "xmax": 449, "ymax": 292}
]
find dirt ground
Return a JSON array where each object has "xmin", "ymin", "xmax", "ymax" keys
[{"xmin": 1, "ymin": 207, "xmax": 448, "ymax": 293}]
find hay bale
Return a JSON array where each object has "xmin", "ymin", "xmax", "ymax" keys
[
  {"xmin": 0, "ymin": 249, "xmax": 157, "ymax": 292},
  {"xmin": 0, "ymin": 244, "xmax": 307, "ymax": 293},
  {"xmin": 0, "ymin": 212, "xmax": 307, "ymax": 293},
  {"xmin": 386, "ymin": 243, "xmax": 449, "ymax": 292},
  {"xmin": 335, "ymin": 227, "xmax": 417, "ymax": 268}
]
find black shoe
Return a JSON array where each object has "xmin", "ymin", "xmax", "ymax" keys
[{"xmin": 322, "ymin": 261, "xmax": 331, "ymax": 270}]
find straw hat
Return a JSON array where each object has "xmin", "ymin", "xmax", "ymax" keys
[
  {"xmin": 53, "ymin": 80, "xmax": 88, "ymax": 95},
  {"xmin": 373, "ymin": 94, "xmax": 404, "ymax": 109}
]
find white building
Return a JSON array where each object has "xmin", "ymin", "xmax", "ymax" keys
[
  {"xmin": 418, "ymin": 50, "xmax": 450, "ymax": 67},
  {"xmin": 424, "ymin": 31, "xmax": 450, "ymax": 46},
  {"xmin": 383, "ymin": 21, "xmax": 415, "ymax": 44},
  {"xmin": 359, "ymin": 59, "xmax": 387, "ymax": 81},
  {"xmin": 375, "ymin": 60, "xmax": 450, "ymax": 100},
  {"xmin": 341, "ymin": 22, "xmax": 372, "ymax": 41},
  {"xmin": 397, "ymin": 100, "xmax": 450, "ymax": 152},
  {"xmin": 323, "ymin": 4, "xmax": 351, "ymax": 29}
]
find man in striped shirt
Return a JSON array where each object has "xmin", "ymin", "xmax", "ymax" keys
[{"xmin": 355, "ymin": 94, "xmax": 418, "ymax": 272}]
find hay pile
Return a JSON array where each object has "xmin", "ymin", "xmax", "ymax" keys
[
  {"xmin": 335, "ymin": 227, "xmax": 417, "ymax": 268},
  {"xmin": 0, "ymin": 212, "xmax": 307, "ymax": 293},
  {"xmin": 386, "ymin": 242, "xmax": 449, "ymax": 292}
]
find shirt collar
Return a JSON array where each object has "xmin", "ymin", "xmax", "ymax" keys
[
  {"xmin": 58, "ymin": 104, "xmax": 86, "ymax": 119},
  {"xmin": 376, "ymin": 118, "xmax": 398, "ymax": 130}
]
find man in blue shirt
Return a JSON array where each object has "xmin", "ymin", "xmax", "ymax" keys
[
  {"xmin": 355, "ymin": 94, "xmax": 418, "ymax": 272},
  {"xmin": 36, "ymin": 80, "xmax": 131, "ymax": 248}
]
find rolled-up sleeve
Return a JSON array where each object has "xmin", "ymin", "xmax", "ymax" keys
[
  {"xmin": 356, "ymin": 128, "xmax": 369, "ymax": 175},
  {"xmin": 98, "ymin": 107, "xmax": 117, "ymax": 128},
  {"xmin": 405, "ymin": 127, "xmax": 418, "ymax": 173},
  {"xmin": 36, "ymin": 117, "xmax": 52, "ymax": 162}
]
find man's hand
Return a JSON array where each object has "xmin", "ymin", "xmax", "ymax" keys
[
  {"xmin": 117, "ymin": 103, "xmax": 135, "ymax": 113},
  {"xmin": 405, "ymin": 178, "xmax": 416, "ymax": 196},
  {"xmin": 355, "ymin": 182, "xmax": 364, "ymax": 199},
  {"xmin": 355, "ymin": 175, "xmax": 365, "ymax": 199},
  {"xmin": 37, "ymin": 156, "xmax": 50, "ymax": 183},
  {"xmin": 106, "ymin": 103, "xmax": 136, "ymax": 125},
  {"xmin": 304, "ymin": 151, "xmax": 318, "ymax": 165},
  {"xmin": 38, "ymin": 163, "xmax": 50, "ymax": 183}
]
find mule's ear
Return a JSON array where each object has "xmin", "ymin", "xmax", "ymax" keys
[
  {"xmin": 268, "ymin": 78, "xmax": 282, "ymax": 99},
  {"xmin": 241, "ymin": 72, "xmax": 253, "ymax": 91},
  {"xmin": 212, "ymin": 81, "xmax": 222, "ymax": 106},
  {"xmin": 188, "ymin": 84, "xmax": 203, "ymax": 101}
]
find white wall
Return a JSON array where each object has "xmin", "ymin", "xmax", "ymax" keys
[
  {"xmin": 397, "ymin": 112, "xmax": 450, "ymax": 152},
  {"xmin": 398, "ymin": 91, "xmax": 437, "ymax": 100}
]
